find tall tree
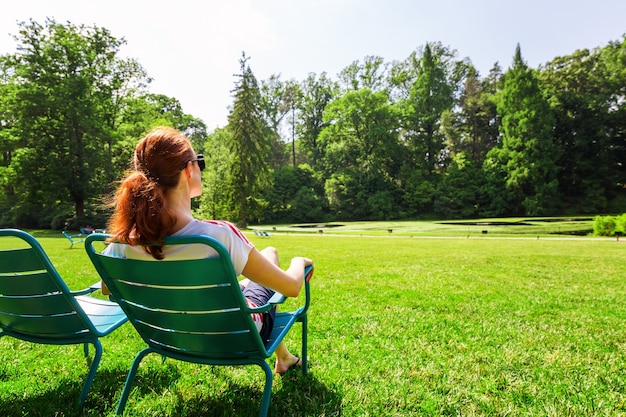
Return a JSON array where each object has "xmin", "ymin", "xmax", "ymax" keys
[
  {"xmin": 540, "ymin": 48, "xmax": 615, "ymax": 212},
  {"xmin": 390, "ymin": 43, "xmax": 460, "ymax": 216},
  {"xmin": 600, "ymin": 36, "xmax": 626, "ymax": 207},
  {"xmin": 296, "ymin": 72, "xmax": 338, "ymax": 169},
  {"xmin": 0, "ymin": 57, "xmax": 19, "ymax": 223},
  {"xmin": 4, "ymin": 18, "xmax": 149, "ymax": 227},
  {"xmin": 226, "ymin": 53, "xmax": 270, "ymax": 228},
  {"xmin": 494, "ymin": 44, "xmax": 560, "ymax": 215},
  {"xmin": 442, "ymin": 64, "xmax": 501, "ymax": 164},
  {"xmin": 259, "ymin": 75, "xmax": 298, "ymax": 168},
  {"xmin": 319, "ymin": 88, "xmax": 401, "ymax": 219},
  {"xmin": 404, "ymin": 43, "xmax": 456, "ymax": 175}
]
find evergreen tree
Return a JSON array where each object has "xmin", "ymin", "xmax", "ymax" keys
[
  {"xmin": 393, "ymin": 43, "xmax": 459, "ymax": 216},
  {"xmin": 495, "ymin": 44, "xmax": 560, "ymax": 215},
  {"xmin": 226, "ymin": 53, "xmax": 270, "ymax": 228}
]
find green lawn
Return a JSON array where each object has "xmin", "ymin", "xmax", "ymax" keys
[{"xmin": 1, "ymin": 225, "xmax": 625, "ymax": 416}]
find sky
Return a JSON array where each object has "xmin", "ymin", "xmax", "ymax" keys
[{"xmin": 1, "ymin": 0, "xmax": 625, "ymax": 131}]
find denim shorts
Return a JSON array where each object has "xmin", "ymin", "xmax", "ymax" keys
[{"xmin": 242, "ymin": 281, "xmax": 277, "ymax": 342}]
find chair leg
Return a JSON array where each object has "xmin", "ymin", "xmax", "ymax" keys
[
  {"xmin": 116, "ymin": 347, "xmax": 152, "ymax": 416},
  {"xmin": 79, "ymin": 340, "xmax": 102, "ymax": 406},
  {"xmin": 301, "ymin": 314, "xmax": 308, "ymax": 375},
  {"xmin": 257, "ymin": 359, "xmax": 273, "ymax": 417}
]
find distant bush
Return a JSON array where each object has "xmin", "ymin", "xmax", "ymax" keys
[{"xmin": 593, "ymin": 214, "xmax": 625, "ymax": 236}]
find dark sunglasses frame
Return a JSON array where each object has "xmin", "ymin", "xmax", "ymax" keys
[{"xmin": 182, "ymin": 154, "xmax": 205, "ymax": 171}]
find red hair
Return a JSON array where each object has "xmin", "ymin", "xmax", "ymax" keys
[{"xmin": 107, "ymin": 127, "xmax": 194, "ymax": 259}]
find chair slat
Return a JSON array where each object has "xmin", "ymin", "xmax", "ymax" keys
[
  {"xmin": 0, "ymin": 311, "xmax": 87, "ymax": 337},
  {"xmin": 134, "ymin": 321, "xmax": 259, "ymax": 357},
  {"xmin": 0, "ymin": 271, "xmax": 61, "ymax": 295},
  {"xmin": 113, "ymin": 280, "xmax": 243, "ymax": 312},
  {"xmin": 0, "ymin": 247, "xmax": 45, "ymax": 274},
  {"xmin": 102, "ymin": 256, "xmax": 234, "ymax": 287},
  {"xmin": 265, "ymin": 312, "xmax": 300, "ymax": 347},
  {"xmin": 122, "ymin": 303, "xmax": 251, "ymax": 333},
  {"xmin": 0, "ymin": 292, "xmax": 76, "ymax": 316}
]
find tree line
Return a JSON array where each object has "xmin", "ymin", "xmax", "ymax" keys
[{"xmin": 1, "ymin": 19, "xmax": 625, "ymax": 229}]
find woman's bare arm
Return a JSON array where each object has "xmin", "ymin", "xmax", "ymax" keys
[{"xmin": 242, "ymin": 247, "xmax": 312, "ymax": 297}]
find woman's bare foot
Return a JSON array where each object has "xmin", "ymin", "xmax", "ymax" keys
[{"xmin": 275, "ymin": 354, "xmax": 301, "ymax": 375}]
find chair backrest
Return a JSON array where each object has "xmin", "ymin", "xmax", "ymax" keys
[
  {"xmin": 85, "ymin": 234, "xmax": 268, "ymax": 359},
  {"xmin": 0, "ymin": 229, "xmax": 96, "ymax": 341}
]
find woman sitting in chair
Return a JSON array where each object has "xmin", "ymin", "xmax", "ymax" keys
[{"xmin": 103, "ymin": 126, "xmax": 311, "ymax": 375}]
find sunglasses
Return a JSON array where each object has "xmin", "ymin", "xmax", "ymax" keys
[{"xmin": 182, "ymin": 154, "xmax": 205, "ymax": 171}]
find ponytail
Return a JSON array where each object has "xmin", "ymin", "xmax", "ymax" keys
[{"xmin": 106, "ymin": 127, "xmax": 193, "ymax": 260}]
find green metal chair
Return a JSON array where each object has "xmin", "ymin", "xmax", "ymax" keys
[
  {"xmin": 62, "ymin": 230, "xmax": 86, "ymax": 248},
  {"xmin": 85, "ymin": 233, "xmax": 312, "ymax": 417},
  {"xmin": 0, "ymin": 229, "xmax": 128, "ymax": 406}
]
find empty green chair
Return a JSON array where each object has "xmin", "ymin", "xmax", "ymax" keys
[
  {"xmin": 0, "ymin": 229, "xmax": 128, "ymax": 406},
  {"xmin": 85, "ymin": 233, "xmax": 312, "ymax": 417},
  {"xmin": 62, "ymin": 230, "xmax": 86, "ymax": 248}
]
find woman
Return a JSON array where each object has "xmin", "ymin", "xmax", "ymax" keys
[{"xmin": 104, "ymin": 126, "xmax": 312, "ymax": 375}]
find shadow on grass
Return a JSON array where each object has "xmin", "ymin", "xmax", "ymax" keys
[
  {"xmin": 0, "ymin": 379, "xmax": 85, "ymax": 417},
  {"xmin": 0, "ymin": 362, "xmax": 340, "ymax": 417},
  {"xmin": 273, "ymin": 372, "xmax": 342, "ymax": 417},
  {"xmin": 165, "ymin": 371, "xmax": 342, "ymax": 417},
  {"xmin": 0, "ymin": 369, "xmax": 129, "ymax": 417},
  {"xmin": 0, "ymin": 365, "xmax": 181, "ymax": 417}
]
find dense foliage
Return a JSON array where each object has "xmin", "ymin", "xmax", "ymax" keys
[
  {"xmin": 593, "ymin": 213, "xmax": 626, "ymax": 236},
  {"xmin": 0, "ymin": 19, "xmax": 207, "ymax": 228},
  {"xmin": 1, "ymin": 19, "xmax": 625, "ymax": 228}
]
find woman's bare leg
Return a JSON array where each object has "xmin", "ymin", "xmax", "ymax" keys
[
  {"xmin": 258, "ymin": 247, "xmax": 302, "ymax": 374},
  {"xmin": 274, "ymin": 342, "xmax": 301, "ymax": 375}
]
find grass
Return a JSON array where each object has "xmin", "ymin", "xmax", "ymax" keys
[{"xmin": 1, "ymin": 222, "xmax": 626, "ymax": 416}]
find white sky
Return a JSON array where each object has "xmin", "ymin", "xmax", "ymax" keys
[{"xmin": 1, "ymin": 0, "xmax": 625, "ymax": 131}]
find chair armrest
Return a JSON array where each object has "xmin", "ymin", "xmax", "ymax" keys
[
  {"xmin": 70, "ymin": 281, "xmax": 103, "ymax": 296},
  {"xmin": 296, "ymin": 265, "xmax": 314, "ymax": 316},
  {"xmin": 304, "ymin": 264, "xmax": 314, "ymax": 282},
  {"xmin": 269, "ymin": 291, "xmax": 286, "ymax": 305}
]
